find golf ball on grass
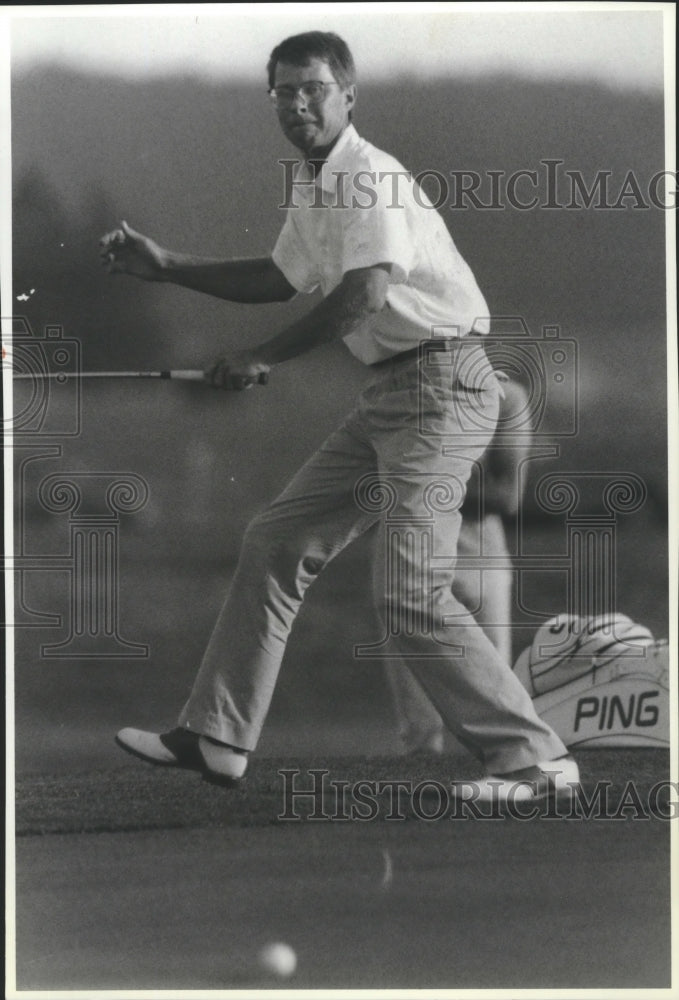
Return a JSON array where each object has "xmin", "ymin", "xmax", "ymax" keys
[{"xmin": 258, "ymin": 941, "xmax": 297, "ymax": 978}]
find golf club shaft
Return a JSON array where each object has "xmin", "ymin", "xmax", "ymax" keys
[
  {"xmin": 10, "ymin": 369, "xmax": 207, "ymax": 381},
  {"xmin": 10, "ymin": 370, "xmax": 269, "ymax": 384}
]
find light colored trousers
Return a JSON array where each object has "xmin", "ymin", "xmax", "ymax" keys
[
  {"xmin": 385, "ymin": 513, "xmax": 513, "ymax": 752},
  {"xmin": 179, "ymin": 344, "xmax": 566, "ymax": 773}
]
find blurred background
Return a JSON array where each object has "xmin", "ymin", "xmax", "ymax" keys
[{"xmin": 6, "ymin": 6, "xmax": 672, "ymax": 770}]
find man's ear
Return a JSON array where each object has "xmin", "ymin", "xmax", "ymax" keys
[{"xmin": 344, "ymin": 85, "xmax": 357, "ymax": 112}]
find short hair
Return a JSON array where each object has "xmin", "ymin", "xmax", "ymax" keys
[{"xmin": 267, "ymin": 31, "xmax": 356, "ymax": 90}]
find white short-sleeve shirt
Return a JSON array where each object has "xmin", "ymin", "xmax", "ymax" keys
[{"xmin": 272, "ymin": 124, "xmax": 490, "ymax": 365}]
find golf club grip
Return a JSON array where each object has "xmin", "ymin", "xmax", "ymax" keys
[
  {"xmin": 167, "ymin": 370, "xmax": 207, "ymax": 381},
  {"xmin": 173, "ymin": 371, "xmax": 269, "ymax": 385}
]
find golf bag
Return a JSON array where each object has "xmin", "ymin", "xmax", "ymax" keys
[{"xmin": 513, "ymin": 614, "xmax": 669, "ymax": 748}]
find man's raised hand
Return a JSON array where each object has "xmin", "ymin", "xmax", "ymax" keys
[{"xmin": 99, "ymin": 221, "xmax": 168, "ymax": 281}]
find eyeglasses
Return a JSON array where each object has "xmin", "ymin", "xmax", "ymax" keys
[{"xmin": 268, "ymin": 80, "xmax": 341, "ymax": 109}]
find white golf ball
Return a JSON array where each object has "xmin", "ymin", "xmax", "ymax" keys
[{"xmin": 258, "ymin": 941, "xmax": 297, "ymax": 978}]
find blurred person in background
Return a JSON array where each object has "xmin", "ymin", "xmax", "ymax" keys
[{"xmin": 386, "ymin": 378, "xmax": 531, "ymax": 754}]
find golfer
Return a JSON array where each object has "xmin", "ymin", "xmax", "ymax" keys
[{"xmin": 101, "ymin": 31, "xmax": 578, "ymax": 803}]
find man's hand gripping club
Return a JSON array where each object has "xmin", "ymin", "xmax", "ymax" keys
[{"xmin": 207, "ymin": 354, "xmax": 270, "ymax": 391}]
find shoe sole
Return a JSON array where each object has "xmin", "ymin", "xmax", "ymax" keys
[
  {"xmin": 114, "ymin": 735, "xmax": 243, "ymax": 788},
  {"xmin": 452, "ymin": 780, "xmax": 581, "ymax": 816},
  {"xmin": 201, "ymin": 770, "xmax": 243, "ymax": 789}
]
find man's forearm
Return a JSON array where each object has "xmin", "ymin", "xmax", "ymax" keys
[
  {"xmin": 161, "ymin": 254, "xmax": 296, "ymax": 304},
  {"xmin": 252, "ymin": 268, "xmax": 387, "ymax": 365}
]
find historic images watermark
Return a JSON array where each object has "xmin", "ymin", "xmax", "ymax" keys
[
  {"xmin": 277, "ymin": 768, "xmax": 679, "ymax": 823},
  {"xmin": 278, "ymin": 159, "xmax": 677, "ymax": 211}
]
